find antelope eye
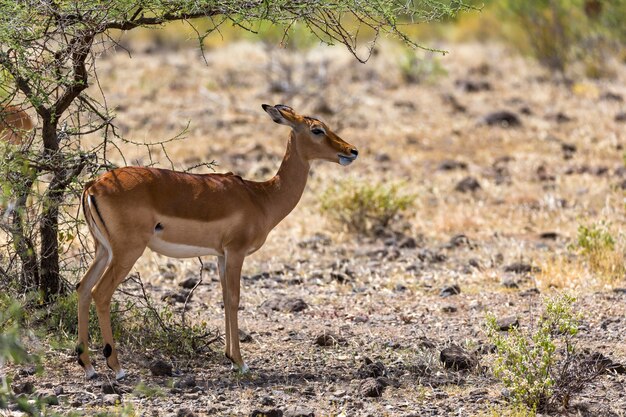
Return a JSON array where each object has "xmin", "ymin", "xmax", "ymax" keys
[{"xmin": 311, "ymin": 128, "xmax": 325, "ymax": 135}]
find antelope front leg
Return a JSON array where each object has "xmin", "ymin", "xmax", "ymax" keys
[
  {"xmin": 217, "ymin": 255, "xmax": 232, "ymax": 364},
  {"xmin": 92, "ymin": 251, "xmax": 141, "ymax": 380},
  {"xmin": 223, "ymin": 250, "xmax": 248, "ymax": 374}
]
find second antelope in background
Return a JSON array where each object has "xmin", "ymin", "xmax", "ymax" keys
[
  {"xmin": 76, "ymin": 104, "xmax": 359, "ymax": 380},
  {"xmin": 0, "ymin": 104, "xmax": 33, "ymax": 145}
]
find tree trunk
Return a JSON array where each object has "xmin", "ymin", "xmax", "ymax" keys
[{"xmin": 11, "ymin": 174, "xmax": 40, "ymax": 292}]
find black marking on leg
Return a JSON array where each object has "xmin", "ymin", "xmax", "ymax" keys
[
  {"xmin": 89, "ymin": 195, "xmax": 109, "ymax": 234},
  {"xmin": 103, "ymin": 343, "xmax": 112, "ymax": 358},
  {"xmin": 75, "ymin": 344, "xmax": 84, "ymax": 355},
  {"xmin": 225, "ymin": 352, "xmax": 234, "ymax": 363},
  {"xmin": 155, "ymin": 222, "xmax": 163, "ymax": 231},
  {"xmin": 77, "ymin": 357, "xmax": 85, "ymax": 368},
  {"xmin": 75, "ymin": 282, "xmax": 81, "ymax": 290}
]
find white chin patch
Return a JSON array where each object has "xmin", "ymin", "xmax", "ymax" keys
[{"xmin": 339, "ymin": 156, "xmax": 354, "ymax": 166}]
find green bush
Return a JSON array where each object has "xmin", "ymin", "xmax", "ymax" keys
[
  {"xmin": 572, "ymin": 221, "xmax": 624, "ymax": 282},
  {"xmin": 320, "ymin": 178, "xmax": 414, "ymax": 235},
  {"xmin": 485, "ymin": 295, "xmax": 583, "ymax": 412},
  {"xmin": 495, "ymin": 0, "xmax": 626, "ymax": 75}
]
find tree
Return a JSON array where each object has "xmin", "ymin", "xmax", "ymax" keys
[{"xmin": 0, "ymin": 0, "xmax": 472, "ymax": 300}]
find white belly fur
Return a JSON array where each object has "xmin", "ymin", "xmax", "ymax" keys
[{"xmin": 147, "ymin": 236, "xmax": 222, "ymax": 258}]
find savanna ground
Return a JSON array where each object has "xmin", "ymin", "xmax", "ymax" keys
[{"xmin": 4, "ymin": 29, "xmax": 626, "ymax": 417}]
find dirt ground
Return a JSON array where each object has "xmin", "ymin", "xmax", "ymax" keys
[{"xmin": 4, "ymin": 38, "xmax": 626, "ymax": 416}]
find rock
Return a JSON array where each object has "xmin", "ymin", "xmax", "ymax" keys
[
  {"xmin": 179, "ymin": 277, "xmax": 200, "ymax": 289},
  {"xmin": 150, "ymin": 359, "xmax": 173, "ymax": 377},
  {"xmin": 455, "ymin": 176, "xmax": 481, "ymax": 193},
  {"xmin": 481, "ymin": 111, "xmax": 521, "ymax": 127},
  {"xmin": 398, "ymin": 236, "xmax": 418, "ymax": 249},
  {"xmin": 600, "ymin": 91, "xmax": 623, "ymax": 102},
  {"xmin": 500, "ymin": 278, "xmax": 519, "ymax": 289},
  {"xmin": 561, "ymin": 143, "xmax": 577, "ymax": 159},
  {"xmin": 261, "ymin": 297, "xmax": 308, "ymax": 313},
  {"xmin": 239, "ymin": 329, "xmax": 253, "ymax": 343},
  {"xmin": 585, "ymin": 352, "xmax": 626, "ymax": 374},
  {"xmin": 174, "ymin": 375, "xmax": 197, "ymax": 389},
  {"xmin": 375, "ymin": 153, "xmax": 391, "ymax": 163},
  {"xmin": 615, "ymin": 112, "xmax": 626, "ymax": 122},
  {"xmin": 455, "ymin": 79, "xmax": 491, "ymax": 93},
  {"xmin": 330, "ymin": 272, "xmax": 350, "ymax": 284},
  {"xmin": 447, "ymin": 234, "xmax": 470, "ymax": 248},
  {"xmin": 260, "ymin": 396, "xmax": 275, "ymax": 406},
  {"xmin": 496, "ymin": 316, "xmax": 519, "ymax": 331},
  {"xmin": 520, "ymin": 288, "xmax": 541, "ymax": 297},
  {"xmin": 440, "ymin": 284, "xmax": 461, "ymax": 297},
  {"xmin": 438, "ymin": 160, "xmax": 468, "ymax": 171},
  {"xmin": 54, "ymin": 386, "xmax": 64, "ymax": 396},
  {"xmin": 314, "ymin": 332, "xmax": 345, "ymax": 347},
  {"xmin": 101, "ymin": 382, "xmax": 122, "ymax": 395},
  {"xmin": 17, "ymin": 367, "xmax": 36, "ymax": 376},
  {"xmin": 613, "ymin": 288, "xmax": 626, "ymax": 294},
  {"xmin": 539, "ymin": 232, "xmax": 559, "ymax": 240},
  {"xmin": 251, "ymin": 410, "xmax": 283, "ymax": 417},
  {"xmin": 440, "ymin": 345, "xmax": 477, "ymax": 370},
  {"xmin": 161, "ymin": 271, "xmax": 177, "ymax": 281},
  {"xmin": 177, "ymin": 409, "xmax": 198, "ymax": 417},
  {"xmin": 359, "ymin": 377, "xmax": 385, "ymax": 398},
  {"xmin": 103, "ymin": 393, "xmax": 121, "ymax": 406},
  {"xmin": 35, "ymin": 390, "xmax": 58, "ymax": 405},
  {"xmin": 161, "ymin": 290, "xmax": 190, "ymax": 304},
  {"xmin": 357, "ymin": 358, "xmax": 386, "ymax": 378},
  {"xmin": 441, "ymin": 304, "xmax": 457, "ymax": 313},
  {"xmin": 297, "ymin": 233, "xmax": 331, "ymax": 249},
  {"xmin": 504, "ymin": 262, "xmax": 540, "ymax": 274},
  {"xmin": 284, "ymin": 406, "xmax": 315, "ymax": 417},
  {"xmin": 12, "ymin": 381, "xmax": 34, "ymax": 395}
]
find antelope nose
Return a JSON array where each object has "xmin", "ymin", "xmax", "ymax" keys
[{"xmin": 350, "ymin": 149, "xmax": 359, "ymax": 157}]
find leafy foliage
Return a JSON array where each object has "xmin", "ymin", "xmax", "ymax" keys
[
  {"xmin": 486, "ymin": 295, "xmax": 599, "ymax": 412},
  {"xmin": 320, "ymin": 178, "xmax": 414, "ymax": 235},
  {"xmin": 573, "ymin": 221, "xmax": 624, "ymax": 282}
]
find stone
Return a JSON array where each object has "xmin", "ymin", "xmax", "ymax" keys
[
  {"xmin": 440, "ymin": 284, "xmax": 461, "ymax": 297},
  {"xmin": 455, "ymin": 177, "xmax": 481, "ymax": 193},
  {"xmin": 481, "ymin": 111, "xmax": 521, "ymax": 127},
  {"xmin": 438, "ymin": 160, "xmax": 468, "ymax": 171},
  {"xmin": 177, "ymin": 409, "xmax": 198, "ymax": 417},
  {"xmin": 500, "ymin": 278, "xmax": 519, "ymax": 289},
  {"xmin": 284, "ymin": 406, "xmax": 315, "ymax": 417},
  {"xmin": 314, "ymin": 332, "xmax": 345, "ymax": 347},
  {"xmin": 441, "ymin": 304, "xmax": 458, "ymax": 313},
  {"xmin": 504, "ymin": 262, "xmax": 540, "ymax": 274},
  {"xmin": 440, "ymin": 345, "xmax": 477, "ymax": 370},
  {"xmin": 496, "ymin": 316, "xmax": 519, "ymax": 331},
  {"xmin": 179, "ymin": 277, "xmax": 200, "ymax": 289},
  {"xmin": 103, "ymin": 393, "xmax": 121, "ymax": 406},
  {"xmin": 12, "ymin": 381, "xmax": 34, "ymax": 395},
  {"xmin": 250, "ymin": 410, "xmax": 283, "ymax": 417},
  {"xmin": 357, "ymin": 358, "xmax": 386, "ymax": 379},
  {"xmin": 239, "ymin": 329, "xmax": 253, "ymax": 343},
  {"xmin": 150, "ymin": 359, "xmax": 173, "ymax": 377},
  {"xmin": 359, "ymin": 377, "xmax": 385, "ymax": 398}
]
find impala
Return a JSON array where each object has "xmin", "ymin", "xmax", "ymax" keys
[
  {"xmin": 0, "ymin": 104, "xmax": 33, "ymax": 145},
  {"xmin": 76, "ymin": 104, "xmax": 358, "ymax": 380}
]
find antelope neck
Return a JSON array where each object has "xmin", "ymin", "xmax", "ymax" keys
[{"xmin": 260, "ymin": 132, "xmax": 310, "ymax": 229}]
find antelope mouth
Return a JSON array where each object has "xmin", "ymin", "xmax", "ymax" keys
[{"xmin": 338, "ymin": 153, "xmax": 357, "ymax": 166}]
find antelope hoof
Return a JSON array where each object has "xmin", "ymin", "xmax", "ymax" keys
[
  {"xmin": 85, "ymin": 365, "xmax": 97, "ymax": 380},
  {"xmin": 115, "ymin": 369, "xmax": 127, "ymax": 381},
  {"xmin": 232, "ymin": 362, "xmax": 250, "ymax": 375}
]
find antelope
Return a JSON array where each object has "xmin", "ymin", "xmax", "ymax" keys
[
  {"xmin": 0, "ymin": 104, "xmax": 33, "ymax": 145},
  {"xmin": 76, "ymin": 104, "xmax": 359, "ymax": 380}
]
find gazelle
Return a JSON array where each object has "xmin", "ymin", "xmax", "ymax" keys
[
  {"xmin": 76, "ymin": 104, "xmax": 358, "ymax": 380},
  {"xmin": 0, "ymin": 104, "xmax": 33, "ymax": 145}
]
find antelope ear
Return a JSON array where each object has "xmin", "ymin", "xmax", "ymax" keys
[{"xmin": 262, "ymin": 104, "xmax": 292, "ymax": 126}]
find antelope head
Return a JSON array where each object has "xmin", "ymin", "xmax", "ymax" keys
[{"xmin": 262, "ymin": 104, "xmax": 358, "ymax": 166}]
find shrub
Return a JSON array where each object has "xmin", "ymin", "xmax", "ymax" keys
[
  {"xmin": 486, "ymin": 295, "xmax": 601, "ymax": 413},
  {"xmin": 573, "ymin": 221, "xmax": 624, "ymax": 282},
  {"xmin": 320, "ymin": 179, "xmax": 414, "ymax": 235},
  {"xmin": 398, "ymin": 48, "xmax": 447, "ymax": 84},
  {"xmin": 495, "ymin": 0, "xmax": 626, "ymax": 75}
]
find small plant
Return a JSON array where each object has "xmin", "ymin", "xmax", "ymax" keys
[
  {"xmin": 486, "ymin": 295, "xmax": 601, "ymax": 413},
  {"xmin": 320, "ymin": 178, "xmax": 414, "ymax": 235},
  {"xmin": 398, "ymin": 49, "xmax": 447, "ymax": 84},
  {"xmin": 573, "ymin": 221, "xmax": 624, "ymax": 282}
]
